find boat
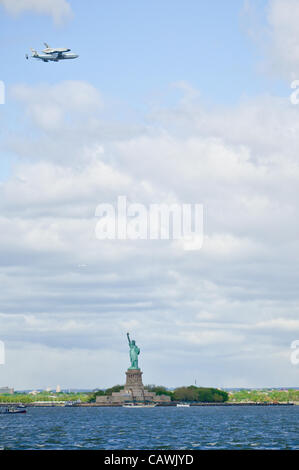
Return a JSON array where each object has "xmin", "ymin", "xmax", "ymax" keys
[
  {"xmin": 123, "ymin": 403, "xmax": 156, "ymax": 408},
  {"xmin": 0, "ymin": 405, "xmax": 27, "ymax": 414},
  {"xmin": 176, "ymin": 403, "xmax": 190, "ymax": 407}
]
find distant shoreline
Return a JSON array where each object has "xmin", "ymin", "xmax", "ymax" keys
[{"xmin": 0, "ymin": 402, "xmax": 295, "ymax": 407}]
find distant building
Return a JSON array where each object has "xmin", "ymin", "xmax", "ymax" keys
[
  {"xmin": 28, "ymin": 390, "xmax": 40, "ymax": 395},
  {"xmin": 0, "ymin": 386, "xmax": 14, "ymax": 395},
  {"xmin": 56, "ymin": 385, "xmax": 61, "ymax": 393}
]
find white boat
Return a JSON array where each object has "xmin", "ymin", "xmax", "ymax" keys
[
  {"xmin": 123, "ymin": 403, "xmax": 156, "ymax": 408},
  {"xmin": 176, "ymin": 403, "xmax": 190, "ymax": 407}
]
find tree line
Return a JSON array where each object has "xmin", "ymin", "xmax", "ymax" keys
[{"xmin": 91, "ymin": 385, "xmax": 228, "ymax": 402}]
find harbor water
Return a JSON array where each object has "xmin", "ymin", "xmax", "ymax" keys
[{"xmin": 0, "ymin": 405, "xmax": 298, "ymax": 449}]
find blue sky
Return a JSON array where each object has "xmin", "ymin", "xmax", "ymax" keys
[
  {"xmin": 1, "ymin": 0, "xmax": 286, "ymax": 182},
  {"xmin": 1, "ymin": 0, "xmax": 286, "ymax": 106},
  {"xmin": 1, "ymin": 0, "xmax": 299, "ymax": 390}
]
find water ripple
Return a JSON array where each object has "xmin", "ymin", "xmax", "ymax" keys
[{"xmin": 0, "ymin": 406, "xmax": 298, "ymax": 449}]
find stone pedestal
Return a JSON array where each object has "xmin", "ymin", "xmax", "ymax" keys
[
  {"xmin": 124, "ymin": 369, "xmax": 145, "ymax": 400},
  {"xmin": 125, "ymin": 369, "xmax": 143, "ymax": 391},
  {"xmin": 95, "ymin": 367, "xmax": 171, "ymax": 404}
]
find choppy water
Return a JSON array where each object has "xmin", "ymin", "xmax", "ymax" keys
[{"xmin": 0, "ymin": 406, "xmax": 298, "ymax": 450}]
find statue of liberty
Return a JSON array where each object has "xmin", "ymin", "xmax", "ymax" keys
[{"xmin": 127, "ymin": 332, "xmax": 140, "ymax": 370}]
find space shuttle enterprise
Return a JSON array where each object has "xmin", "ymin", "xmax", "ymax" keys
[{"xmin": 26, "ymin": 42, "xmax": 79, "ymax": 62}]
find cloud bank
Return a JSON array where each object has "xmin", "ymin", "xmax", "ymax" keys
[{"xmin": 0, "ymin": 76, "xmax": 299, "ymax": 389}]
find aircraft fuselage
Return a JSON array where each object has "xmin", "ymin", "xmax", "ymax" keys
[{"xmin": 33, "ymin": 52, "xmax": 79, "ymax": 62}]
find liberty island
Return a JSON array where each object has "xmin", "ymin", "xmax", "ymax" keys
[
  {"xmin": 96, "ymin": 333, "xmax": 171, "ymax": 405},
  {"xmin": 0, "ymin": 334, "xmax": 295, "ymax": 407}
]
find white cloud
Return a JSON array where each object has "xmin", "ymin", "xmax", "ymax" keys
[
  {"xmin": 1, "ymin": 78, "xmax": 299, "ymax": 388},
  {"xmin": 266, "ymin": 0, "xmax": 299, "ymax": 78},
  {"xmin": 0, "ymin": 0, "xmax": 72, "ymax": 24},
  {"xmin": 180, "ymin": 330, "xmax": 245, "ymax": 346},
  {"xmin": 12, "ymin": 81, "xmax": 102, "ymax": 131},
  {"xmin": 243, "ymin": 0, "xmax": 299, "ymax": 79}
]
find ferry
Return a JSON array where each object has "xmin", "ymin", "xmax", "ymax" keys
[
  {"xmin": 65, "ymin": 400, "xmax": 81, "ymax": 407},
  {"xmin": 0, "ymin": 405, "xmax": 27, "ymax": 414},
  {"xmin": 176, "ymin": 403, "xmax": 190, "ymax": 407},
  {"xmin": 123, "ymin": 403, "xmax": 156, "ymax": 408}
]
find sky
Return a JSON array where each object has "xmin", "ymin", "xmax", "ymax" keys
[{"xmin": 0, "ymin": 0, "xmax": 299, "ymax": 390}]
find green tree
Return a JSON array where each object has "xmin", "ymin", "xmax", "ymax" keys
[
  {"xmin": 104, "ymin": 385, "xmax": 124, "ymax": 395},
  {"xmin": 173, "ymin": 386, "xmax": 228, "ymax": 402}
]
